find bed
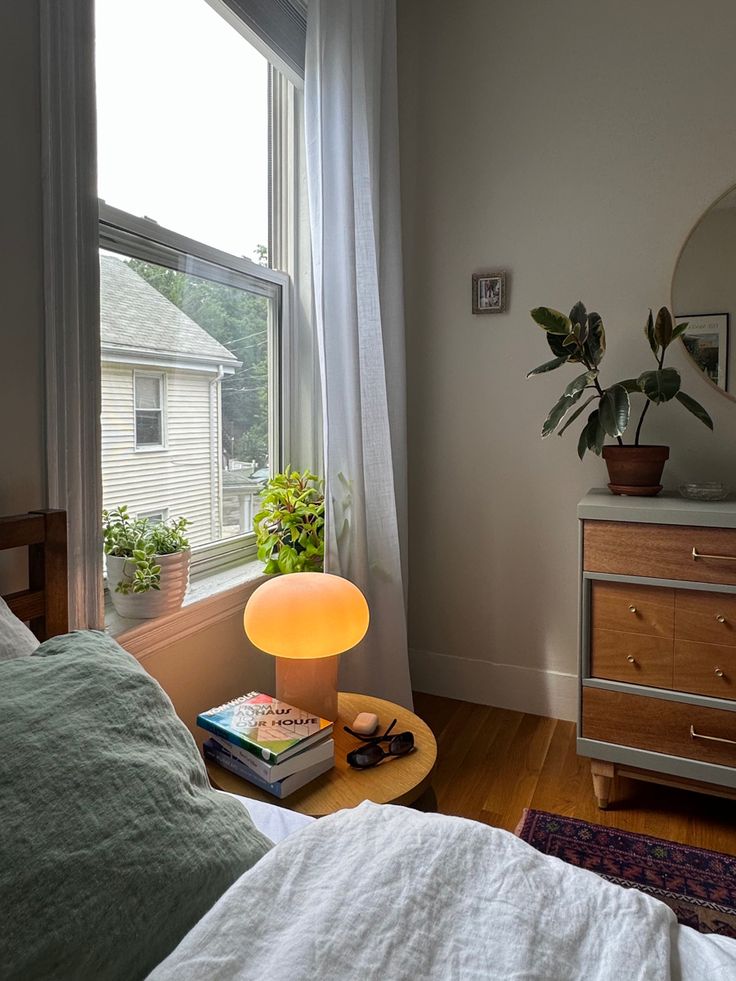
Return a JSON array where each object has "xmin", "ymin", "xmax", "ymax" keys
[{"xmin": 3, "ymin": 511, "xmax": 736, "ymax": 980}]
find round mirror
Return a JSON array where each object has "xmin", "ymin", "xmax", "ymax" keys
[{"xmin": 672, "ymin": 186, "xmax": 736, "ymax": 402}]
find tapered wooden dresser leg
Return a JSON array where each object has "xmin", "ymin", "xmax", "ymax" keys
[{"xmin": 590, "ymin": 760, "xmax": 615, "ymax": 809}]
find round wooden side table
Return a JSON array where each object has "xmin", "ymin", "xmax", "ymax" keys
[{"xmin": 205, "ymin": 691, "xmax": 437, "ymax": 818}]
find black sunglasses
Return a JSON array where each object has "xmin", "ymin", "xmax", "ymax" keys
[{"xmin": 344, "ymin": 718, "xmax": 415, "ymax": 769}]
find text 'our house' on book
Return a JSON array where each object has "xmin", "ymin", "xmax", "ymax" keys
[{"xmin": 197, "ymin": 692, "xmax": 335, "ymax": 798}]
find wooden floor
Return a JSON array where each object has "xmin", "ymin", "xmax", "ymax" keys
[{"xmin": 414, "ymin": 692, "xmax": 736, "ymax": 854}]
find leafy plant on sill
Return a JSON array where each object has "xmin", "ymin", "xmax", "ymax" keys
[
  {"xmin": 254, "ymin": 468, "xmax": 325, "ymax": 574},
  {"xmin": 102, "ymin": 505, "xmax": 190, "ymax": 593},
  {"xmin": 528, "ymin": 303, "xmax": 713, "ymax": 457}
]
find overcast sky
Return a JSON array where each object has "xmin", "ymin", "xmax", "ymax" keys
[{"xmin": 95, "ymin": 0, "xmax": 269, "ymax": 260}]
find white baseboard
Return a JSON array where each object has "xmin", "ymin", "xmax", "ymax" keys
[{"xmin": 409, "ymin": 647, "xmax": 577, "ymax": 722}]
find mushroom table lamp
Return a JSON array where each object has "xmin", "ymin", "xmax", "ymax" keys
[{"xmin": 243, "ymin": 572, "xmax": 369, "ymax": 722}]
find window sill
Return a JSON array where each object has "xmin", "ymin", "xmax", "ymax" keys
[{"xmin": 106, "ymin": 557, "xmax": 268, "ymax": 662}]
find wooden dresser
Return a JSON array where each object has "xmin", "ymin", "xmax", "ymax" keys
[{"xmin": 578, "ymin": 488, "xmax": 736, "ymax": 808}]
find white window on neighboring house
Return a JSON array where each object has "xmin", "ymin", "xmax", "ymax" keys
[
  {"xmin": 134, "ymin": 372, "xmax": 166, "ymax": 450},
  {"xmin": 137, "ymin": 508, "xmax": 169, "ymax": 525}
]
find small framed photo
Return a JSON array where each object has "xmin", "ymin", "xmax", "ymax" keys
[
  {"xmin": 676, "ymin": 313, "xmax": 729, "ymax": 389},
  {"xmin": 472, "ymin": 271, "xmax": 507, "ymax": 314}
]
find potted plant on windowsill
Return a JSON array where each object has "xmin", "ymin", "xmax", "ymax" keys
[
  {"xmin": 103, "ymin": 506, "xmax": 191, "ymax": 619},
  {"xmin": 254, "ymin": 468, "xmax": 325, "ymax": 573},
  {"xmin": 528, "ymin": 304, "xmax": 714, "ymax": 495}
]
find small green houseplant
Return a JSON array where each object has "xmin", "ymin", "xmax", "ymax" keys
[
  {"xmin": 103, "ymin": 505, "xmax": 191, "ymax": 618},
  {"xmin": 254, "ymin": 468, "xmax": 325, "ymax": 574},
  {"xmin": 528, "ymin": 303, "xmax": 713, "ymax": 494}
]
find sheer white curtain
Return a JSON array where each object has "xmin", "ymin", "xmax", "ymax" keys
[{"xmin": 305, "ymin": 0, "xmax": 412, "ymax": 708}]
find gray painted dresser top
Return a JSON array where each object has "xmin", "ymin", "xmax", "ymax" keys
[{"xmin": 577, "ymin": 488, "xmax": 736, "ymax": 529}]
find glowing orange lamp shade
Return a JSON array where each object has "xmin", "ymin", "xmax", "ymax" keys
[{"xmin": 244, "ymin": 573, "xmax": 369, "ymax": 721}]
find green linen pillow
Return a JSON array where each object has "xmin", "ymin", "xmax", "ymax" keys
[{"xmin": 0, "ymin": 631, "xmax": 272, "ymax": 980}]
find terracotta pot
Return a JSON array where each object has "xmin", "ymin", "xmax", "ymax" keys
[
  {"xmin": 106, "ymin": 550, "xmax": 190, "ymax": 619},
  {"xmin": 602, "ymin": 445, "xmax": 670, "ymax": 497}
]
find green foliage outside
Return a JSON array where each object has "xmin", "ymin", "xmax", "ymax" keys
[
  {"xmin": 128, "ymin": 250, "xmax": 270, "ymax": 466},
  {"xmin": 254, "ymin": 469, "xmax": 325, "ymax": 574},
  {"xmin": 103, "ymin": 505, "xmax": 190, "ymax": 593},
  {"xmin": 528, "ymin": 303, "xmax": 713, "ymax": 458}
]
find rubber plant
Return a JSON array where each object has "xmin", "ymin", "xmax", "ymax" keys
[
  {"xmin": 528, "ymin": 303, "xmax": 713, "ymax": 458},
  {"xmin": 254, "ymin": 468, "xmax": 325, "ymax": 574}
]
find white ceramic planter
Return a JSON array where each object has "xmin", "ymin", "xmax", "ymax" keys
[{"xmin": 106, "ymin": 550, "xmax": 191, "ymax": 620}]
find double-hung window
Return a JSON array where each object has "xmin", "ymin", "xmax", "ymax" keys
[{"xmin": 95, "ymin": 0, "xmax": 298, "ymax": 581}]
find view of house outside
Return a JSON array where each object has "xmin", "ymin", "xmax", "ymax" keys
[{"xmin": 95, "ymin": 0, "xmax": 272, "ymax": 548}]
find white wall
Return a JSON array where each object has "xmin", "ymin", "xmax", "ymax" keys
[{"xmin": 398, "ymin": 0, "xmax": 736, "ymax": 720}]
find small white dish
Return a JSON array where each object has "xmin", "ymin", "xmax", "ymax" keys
[{"xmin": 679, "ymin": 482, "xmax": 730, "ymax": 502}]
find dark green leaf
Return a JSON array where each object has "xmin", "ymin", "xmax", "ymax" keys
[
  {"xmin": 577, "ymin": 420, "xmax": 591, "ymax": 459},
  {"xmin": 559, "ymin": 394, "xmax": 598, "ymax": 436},
  {"xmin": 546, "ymin": 332, "xmax": 579, "ymax": 361},
  {"xmin": 531, "ymin": 306, "xmax": 572, "ymax": 335},
  {"xmin": 671, "ymin": 321, "xmax": 689, "ymax": 342},
  {"xmin": 562, "ymin": 333, "xmax": 579, "ymax": 348},
  {"xmin": 654, "ymin": 306, "xmax": 673, "ymax": 350},
  {"xmin": 542, "ymin": 390, "xmax": 582, "ymax": 438},
  {"xmin": 617, "ymin": 377, "xmax": 642, "ymax": 393},
  {"xmin": 638, "ymin": 367, "xmax": 681, "ymax": 403},
  {"xmin": 645, "ymin": 309, "xmax": 657, "ymax": 355},
  {"xmin": 569, "ymin": 301, "xmax": 587, "ymax": 328},
  {"xmin": 676, "ymin": 391, "xmax": 714, "ymax": 430},
  {"xmin": 527, "ymin": 356, "xmax": 567, "ymax": 377},
  {"xmin": 563, "ymin": 371, "xmax": 596, "ymax": 398},
  {"xmin": 599, "ymin": 384, "xmax": 631, "ymax": 438},
  {"xmin": 584, "ymin": 312, "xmax": 606, "ymax": 366},
  {"xmin": 584, "ymin": 409, "xmax": 605, "ymax": 455}
]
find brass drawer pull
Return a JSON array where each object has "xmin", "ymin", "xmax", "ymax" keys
[
  {"xmin": 692, "ymin": 547, "xmax": 736, "ymax": 562},
  {"xmin": 628, "ymin": 605, "xmax": 638, "ymax": 614},
  {"xmin": 715, "ymin": 667, "xmax": 725, "ymax": 678},
  {"xmin": 716, "ymin": 614, "xmax": 728, "ymax": 624},
  {"xmin": 626, "ymin": 654, "xmax": 636, "ymax": 664},
  {"xmin": 690, "ymin": 725, "xmax": 736, "ymax": 746}
]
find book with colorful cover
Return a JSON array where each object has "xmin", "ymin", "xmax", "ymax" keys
[
  {"xmin": 197, "ymin": 691, "xmax": 333, "ymax": 764},
  {"xmin": 203, "ymin": 739, "xmax": 334, "ymax": 799},
  {"xmin": 210, "ymin": 733, "xmax": 334, "ymax": 783}
]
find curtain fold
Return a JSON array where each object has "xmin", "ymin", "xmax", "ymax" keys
[{"xmin": 304, "ymin": 0, "xmax": 412, "ymax": 708}]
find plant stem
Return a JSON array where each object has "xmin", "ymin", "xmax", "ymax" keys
[{"xmin": 634, "ymin": 348, "xmax": 665, "ymax": 446}]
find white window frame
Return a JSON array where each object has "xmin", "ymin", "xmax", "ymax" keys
[
  {"xmin": 41, "ymin": 0, "xmax": 312, "ymax": 631},
  {"xmin": 100, "ymin": 203, "xmax": 290, "ymax": 576},
  {"xmin": 133, "ymin": 370, "xmax": 167, "ymax": 451}
]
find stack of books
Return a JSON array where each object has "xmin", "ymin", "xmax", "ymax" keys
[{"xmin": 198, "ymin": 691, "xmax": 334, "ymax": 798}]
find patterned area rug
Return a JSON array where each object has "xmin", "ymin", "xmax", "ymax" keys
[{"xmin": 516, "ymin": 809, "xmax": 736, "ymax": 937}]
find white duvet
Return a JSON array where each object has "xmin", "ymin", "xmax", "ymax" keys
[{"xmin": 150, "ymin": 802, "xmax": 736, "ymax": 980}]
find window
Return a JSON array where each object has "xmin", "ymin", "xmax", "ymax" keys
[
  {"xmin": 95, "ymin": 0, "xmax": 293, "ymax": 575},
  {"xmin": 134, "ymin": 372, "xmax": 165, "ymax": 449},
  {"xmin": 137, "ymin": 508, "xmax": 169, "ymax": 524}
]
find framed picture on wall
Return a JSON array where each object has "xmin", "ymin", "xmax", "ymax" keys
[
  {"xmin": 472, "ymin": 271, "xmax": 507, "ymax": 314},
  {"xmin": 675, "ymin": 313, "xmax": 729, "ymax": 389}
]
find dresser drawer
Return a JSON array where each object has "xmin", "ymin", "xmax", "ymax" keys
[
  {"xmin": 583, "ymin": 521, "xmax": 736, "ymax": 585},
  {"xmin": 591, "ymin": 629, "xmax": 673, "ymax": 688},
  {"xmin": 674, "ymin": 640, "xmax": 736, "ymax": 700},
  {"xmin": 591, "ymin": 581, "xmax": 673, "ymax": 637},
  {"xmin": 674, "ymin": 589, "xmax": 736, "ymax": 646},
  {"xmin": 582, "ymin": 687, "xmax": 736, "ymax": 767}
]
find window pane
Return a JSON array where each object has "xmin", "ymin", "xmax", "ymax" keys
[
  {"xmin": 95, "ymin": 0, "xmax": 269, "ymax": 261},
  {"xmin": 135, "ymin": 376, "xmax": 161, "ymax": 410},
  {"xmin": 136, "ymin": 410, "xmax": 163, "ymax": 447},
  {"xmin": 100, "ymin": 252, "xmax": 272, "ymax": 547}
]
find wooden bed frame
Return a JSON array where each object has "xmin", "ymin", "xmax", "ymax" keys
[{"xmin": 0, "ymin": 510, "xmax": 68, "ymax": 640}]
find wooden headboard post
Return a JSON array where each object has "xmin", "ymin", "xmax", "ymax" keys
[{"xmin": 0, "ymin": 510, "xmax": 68, "ymax": 641}]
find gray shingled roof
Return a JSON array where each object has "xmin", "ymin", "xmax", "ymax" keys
[{"xmin": 100, "ymin": 256, "xmax": 238, "ymax": 363}]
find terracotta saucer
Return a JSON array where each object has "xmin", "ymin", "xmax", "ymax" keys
[{"xmin": 607, "ymin": 483, "xmax": 663, "ymax": 497}]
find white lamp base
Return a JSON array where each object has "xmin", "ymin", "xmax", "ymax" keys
[{"xmin": 275, "ymin": 656, "xmax": 339, "ymax": 722}]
